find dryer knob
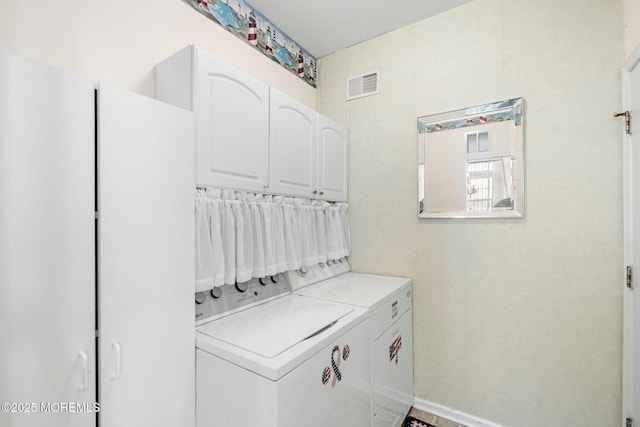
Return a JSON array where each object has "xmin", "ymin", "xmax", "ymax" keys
[
  {"xmin": 195, "ymin": 292, "xmax": 206, "ymax": 305},
  {"xmin": 210, "ymin": 287, "xmax": 222, "ymax": 299},
  {"xmin": 270, "ymin": 275, "xmax": 279, "ymax": 284},
  {"xmin": 235, "ymin": 281, "xmax": 248, "ymax": 292},
  {"xmin": 259, "ymin": 277, "xmax": 269, "ymax": 286}
]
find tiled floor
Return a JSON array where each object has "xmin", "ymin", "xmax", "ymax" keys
[{"xmin": 408, "ymin": 407, "xmax": 466, "ymax": 427}]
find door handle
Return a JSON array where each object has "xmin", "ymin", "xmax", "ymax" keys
[
  {"xmin": 78, "ymin": 351, "xmax": 89, "ymax": 390},
  {"xmin": 112, "ymin": 342, "xmax": 122, "ymax": 379},
  {"xmin": 613, "ymin": 110, "xmax": 631, "ymax": 134}
]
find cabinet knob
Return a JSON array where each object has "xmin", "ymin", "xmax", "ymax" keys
[
  {"xmin": 263, "ymin": 183, "xmax": 269, "ymax": 189},
  {"xmin": 312, "ymin": 190, "xmax": 318, "ymax": 195},
  {"xmin": 320, "ymin": 192, "xmax": 324, "ymax": 196}
]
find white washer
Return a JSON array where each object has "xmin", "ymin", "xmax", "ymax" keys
[
  {"xmin": 286, "ymin": 261, "xmax": 414, "ymax": 427},
  {"xmin": 194, "ymin": 275, "xmax": 371, "ymax": 427}
]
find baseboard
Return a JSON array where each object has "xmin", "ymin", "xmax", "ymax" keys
[{"xmin": 412, "ymin": 396, "xmax": 506, "ymax": 427}]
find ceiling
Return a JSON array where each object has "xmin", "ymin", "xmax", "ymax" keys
[{"xmin": 246, "ymin": 0, "xmax": 475, "ymax": 58}]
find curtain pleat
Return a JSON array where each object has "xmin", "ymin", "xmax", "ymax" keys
[{"xmin": 194, "ymin": 189, "xmax": 350, "ymax": 292}]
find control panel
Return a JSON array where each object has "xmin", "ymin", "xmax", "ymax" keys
[
  {"xmin": 284, "ymin": 258, "xmax": 350, "ymax": 292},
  {"xmin": 195, "ymin": 274, "xmax": 289, "ymax": 323}
]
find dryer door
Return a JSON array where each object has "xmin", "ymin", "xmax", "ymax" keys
[{"xmin": 372, "ymin": 310, "xmax": 414, "ymax": 427}]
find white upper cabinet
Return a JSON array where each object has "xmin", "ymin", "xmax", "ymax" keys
[
  {"xmin": 269, "ymin": 87, "xmax": 317, "ymax": 198},
  {"xmin": 155, "ymin": 46, "xmax": 269, "ymax": 192},
  {"xmin": 316, "ymin": 114, "xmax": 349, "ymax": 202},
  {"xmin": 270, "ymin": 88, "xmax": 349, "ymax": 201},
  {"xmin": 156, "ymin": 46, "xmax": 348, "ymax": 201}
]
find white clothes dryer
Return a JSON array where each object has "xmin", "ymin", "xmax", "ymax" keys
[
  {"xmin": 194, "ymin": 275, "xmax": 371, "ymax": 427},
  {"xmin": 286, "ymin": 260, "xmax": 414, "ymax": 427}
]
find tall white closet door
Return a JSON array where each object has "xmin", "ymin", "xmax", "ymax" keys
[
  {"xmin": 269, "ymin": 87, "xmax": 317, "ymax": 198},
  {"xmin": 97, "ymin": 84, "xmax": 195, "ymax": 427},
  {"xmin": 0, "ymin": 54, "xmax": 96, "ymax": 427}
]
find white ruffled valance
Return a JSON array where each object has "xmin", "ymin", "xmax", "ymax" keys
[{"xmin": 195, "ymin": 188, "xmax": 350, "ymax": 292}]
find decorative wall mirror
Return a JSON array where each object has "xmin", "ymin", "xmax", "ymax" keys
[{"xmin": 418, "ymin": 97, "xmax": 524, "ymax": 218}]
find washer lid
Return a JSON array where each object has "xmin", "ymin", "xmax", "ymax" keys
[
  {"xmin": 197, "ymin": 295, "xmax": 353, "ymax": 358},
  {"xmin": 295, "ymin": 272, "xmax": 412, "ymax": 310}
]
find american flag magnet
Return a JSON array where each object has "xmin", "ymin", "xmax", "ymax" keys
[
  {"xmin": 321, "ymin": 343, "xmax": 351, "ymax": 387},
  {"xmin": 321, "ymin": 367, "xmax": 331, "ymax": 385},
  {"xmin": 389, "ymin": 335, "xmax": 402, "ymax": 364},
  {"xmin": 342, "ymin": 345, "xmax": 350, "ymax": 361}
]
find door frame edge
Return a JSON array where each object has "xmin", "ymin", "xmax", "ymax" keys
[{"xmin": 623, "ymin": 43, "xmax": 640, "ymax": 427}]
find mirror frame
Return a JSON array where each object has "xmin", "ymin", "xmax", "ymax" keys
[{"xmin": 418, "ymin": 97, "xmax": 524, "ymax": 219}]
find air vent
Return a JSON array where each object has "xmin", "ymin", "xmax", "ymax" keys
[{"xmin": 346, "ymin": 71, "xmax": 379, "ymax": 100}]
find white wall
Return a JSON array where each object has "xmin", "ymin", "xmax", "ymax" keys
[
  {"xmin": 625, "ymin": 0, "xmax": 640, "ymax": 57},
  {"xmin": 0, "ymin": 0, "xmax": 315, "ymax": 107},
  {"xmin": 317, "ymin": 0, "xmax": 624, "ymax": 426}
]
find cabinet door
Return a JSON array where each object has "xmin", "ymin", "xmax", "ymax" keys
[
  {"xmin": 269, "ymin": 87, "xmax": 317, "ymax": 198},
  {"xmin": 317, "ymin": 114, "xmax": 349, "ymax": 202},
  {"xmin": 0, "ymin": 54, "xmax": 96, "ymax": 427},
  {"xmin": 98, "ymin": 83, "xmax": 195, "ymax": 427},
  {"xmin": 195, "ymin": 49, "xmax": 269, "ymax": 191}
]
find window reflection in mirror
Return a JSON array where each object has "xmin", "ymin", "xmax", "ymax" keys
[
  {"xmin": 418, "ymin": 97, "xmax": 524, "ymax": 218},
  {"xmin": 466, "ymin": 157, "xmax": 514, "ymax": 212}
]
